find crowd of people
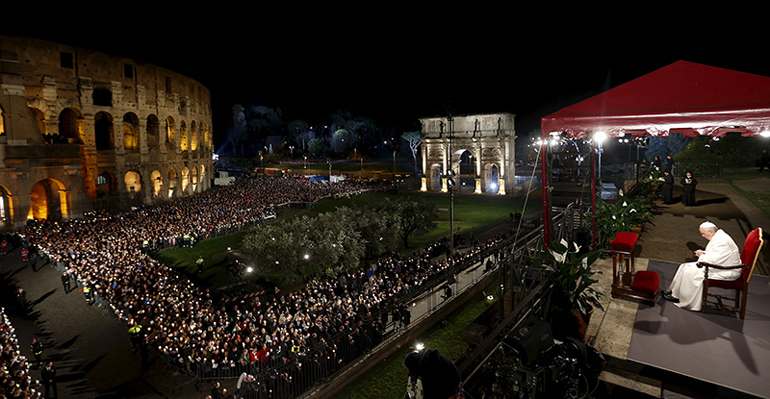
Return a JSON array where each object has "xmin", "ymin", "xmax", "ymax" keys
[
  {"xmin": 1, "ymin": 307, "xmax": 41, "ymax": 399},
  {"xmin": 19, "ymin": 175, "xmax": 501, "ymax": 397}
]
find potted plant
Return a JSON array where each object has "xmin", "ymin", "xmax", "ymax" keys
[
  {"xmin": 588, "ymin": 196, "xmax": 655, "ymax": 249},
  {"xmin": 528, "ymin": 239, "xmax": 607, "ymax": 340},
  {"xmin": 637, "ymin": 166, "xmax": 663, "ymax": 197}
]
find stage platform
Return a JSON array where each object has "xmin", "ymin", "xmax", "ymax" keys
[{"xmin": 588, "ymin": 256, "xmax": 770, "ymax": 399}]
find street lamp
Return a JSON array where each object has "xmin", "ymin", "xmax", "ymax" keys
[{"xmin": 446, "ymin": 169, "xmax": 456, "ymax": 258}]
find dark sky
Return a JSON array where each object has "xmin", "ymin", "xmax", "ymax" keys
[{"xmin": 4, "ymin": 12, "xmax": 769, "ymax": 145}]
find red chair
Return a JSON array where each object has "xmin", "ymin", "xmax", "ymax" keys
[
  {"xmin": 699, "ymin": 227, "xmax": 764, "ymax": 319},
  {"xmin": 609, "ymin": 232, "xmax": 659, "ymax": 305}
]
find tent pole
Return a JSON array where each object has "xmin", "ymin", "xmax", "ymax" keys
[
  {"xmin": 591, "ymin": 138, "xmax": 597, "ymax": 247},
  {"xmin": 541, "ymin": 133, "xmax": 551, "ymax": 249}
]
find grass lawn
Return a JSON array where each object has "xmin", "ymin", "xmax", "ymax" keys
[
  {"xmin": 336, "ymin": 285, "xmax": 498, "ymax": 399},
  {"xmin": 152, "ymin": 230, "xmax": 249, "ymax": 288}
]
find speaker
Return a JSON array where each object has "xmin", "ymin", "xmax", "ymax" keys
[{"xmin": 504, "ymin": 317, "xmax": 553, "ymax": 365}]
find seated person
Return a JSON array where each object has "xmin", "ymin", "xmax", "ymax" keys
[{"xmin": 662, "ymin": 221, "xmax": 742, "ymax": 310}]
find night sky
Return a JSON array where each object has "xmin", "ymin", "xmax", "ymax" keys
[{"xmin": 4, "ymin": 11, "xmax": 769, "ymax": 147}]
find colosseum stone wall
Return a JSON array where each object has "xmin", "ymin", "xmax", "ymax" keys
[{"xmin": 0, "ymin": 35, "xmax": 214, "ymax": 229}]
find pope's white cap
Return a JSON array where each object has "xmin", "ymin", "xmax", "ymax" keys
[{"xmin": 700, "ymin": 221, "xmax": 717, "ymax": 229}]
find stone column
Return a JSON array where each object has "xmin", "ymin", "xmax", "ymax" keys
[{"xmin": 139, "ymin": 117, "xmax": 148, "ymax": 154}]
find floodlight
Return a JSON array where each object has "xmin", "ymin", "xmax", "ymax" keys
[{"xmin": 594, "ymin": 131, "xmax": 608, "ymax": 144}]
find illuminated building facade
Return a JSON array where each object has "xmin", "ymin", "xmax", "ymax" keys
[
  {"xmin": 0, "ymin": 35, "xmax": 213, "ymax": 229},
  {"xmin": 420, "ymin": 113, "xmax": 516, "ymax": 195}
]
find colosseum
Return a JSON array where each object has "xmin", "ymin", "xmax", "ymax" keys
[{"xmin": 0, "ymin": 35, "xmax": 213, "ymax": 230}]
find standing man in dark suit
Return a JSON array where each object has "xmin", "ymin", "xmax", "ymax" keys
[
  {"xmin": 664, "ymin": 154, "xmax": 675, "ymax": 174},
  {"xmin": 61, "ymin": 271, "xmax": 71, "ymax": 294},
  {"xmin": 42, "ymin": 361, "xmax": 58, "ymax": 399},
  {"xmin": 15, "ymin": 288, "xmax": 27, "ymax": 310},
  {"xmin": 759, "ymin": 149, "xmax": 770, "ymax": 172}
]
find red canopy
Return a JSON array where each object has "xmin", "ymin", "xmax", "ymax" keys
[
  {"xmin": 539, "ymin": 61, "xmax": 770, "ymax": 247},
  {"xmin": 541, "ymin": 60, "xmax": 770, "ymax": 139}
]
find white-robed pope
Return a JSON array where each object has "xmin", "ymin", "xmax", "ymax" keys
[{"xmin": 661, "ymin": 221, "xmax": 742, "ymax": 310}]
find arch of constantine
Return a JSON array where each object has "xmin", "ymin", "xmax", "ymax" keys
[
  {"xmin": 0, "ymin": 35, "xmax": 213, "ymax": 229},
  {"xmin": 420, "ymin": 113, "xmax": 516, "ymax": 195}
]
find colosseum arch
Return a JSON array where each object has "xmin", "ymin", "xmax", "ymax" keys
[
  {"xmin": 151, "ymin": 170, "xmax": 163, "ymax": 197},
  {"xmin": 420, "ymin": 113, "xmax": 515, "ymax": 195},
  {"xmin": 96, "ymin": 171, "xmax": 116, "ymax": 198},
  {"xmin": 123, "ymin": 113, "xmax": 139, "ymax": 151},
  {"xmin": 165, "ymin": 116, "xmax": 175, "ymax": 146},
  {"xmin": 167, "ymin": 168, "xmax": 177, "ymax": 198},
  {"xmin": 0, "ymin": 185, "xmax": 13, "ymax": 230},
  {"xmin": 190, "ymin": 121, "xmax": 198, "ymax": 152},
  {"xmin": 203, "ymin": 123, "xmax": 212, "ymax": 151},
  {"xmin": 124, "ymin": 171, "xmax": 142, "ymax": 198},
  {"xmin": 94, "ymin": 111, "xmax": 114, "ymax": 150},
  {"xmin": 94, "ymin": 171, "xmax": 117, "ymax": 211},
  {"xmin": 59, "ymin": 108, "xmax": 83, "ymax": 144},
  {"xmin": 181, "ymin": 166, "xmax": 190, "ymax": 193},
  {"xmin": 146, "ymin": 115, "xmax": 160, "ymax": 147},
  {"xmin": 29, "ymin": 179, "xmax": 68, "ymax": 221},
  {"xmin": 179, "ymin": 121, "xmax": 188, "ymax": 152},
  {"xmin": 191, "ymin": 166, "xmax": 199, "ymax": 192}
]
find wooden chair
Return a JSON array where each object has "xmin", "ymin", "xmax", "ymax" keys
[{"xmin": 699, "ymin": 227, "xmax": 763, "ymax": 319}]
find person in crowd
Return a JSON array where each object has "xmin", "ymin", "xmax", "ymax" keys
[
  {"xmin": 41, "ymin": 361, "xmax": 57, "ymax": 399},
  {"xmin": 30, "ymin": 338, "xmax": 43, "ymax": 368},
  {"xmin": 662, "ymin": 222, "xmax": 742, "ymax": 310},
  {"xmin": 1, "ymin": 307, "xmax": 39, "ymax": 398},
  {"xmin": 681, "ymin": 171, "xmax": 698, "ymax": 206},
  {"xmin": 15, "ymin": 288, "xmax": 27, "ymax": 310},
  {"xmin": 405, "ymin": 348, "xmax": 464, "ymax": 399},
  {"xmin": 759, "ymin": 148, "xmax": 770, "ymax": 172},
  {"xmin": 651, "ymin": 156, "xmax": 661, "ymax": 170},
  {"xmin": 664, "ymin": 154, "xmax": 675, "ymax": 174},
  {"xmin": 17, "ymin": 175, "xmax": 501, "ymax": 396},
  {"xmin": 196, "ymin": 256, "xmax": 205, "ymax": 274},
  {"xmin": 441, "ymin": 285, "xmax": 453, "ymax": 302},
  {"xmin": 61, "ymin": 271, "xmax": 71, "ymax": 294}
]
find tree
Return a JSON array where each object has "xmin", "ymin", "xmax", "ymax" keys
[
  {"xmin": 377, "ymin": 197, "xmax": 438, "ymax": 248},
  {"xmin": 288, "ymin": 119, "xmax": 312, "ymax": 150},
  {"xmin": 308, "ymin": 138, "xmax": 326, "ymax": 157},
  {"xmin": 347, "ymin": 206, "xmax": 400, "ymax": 258},
  {"xmin": 331, "ymin": 129, "xmax": 353, "ymax": 154},
  {"xmin": 241, "ymin": 210, "xmax": 367, "ymax": 285},
  {"xmin": 647, "ymin": 134, "xmax": 695, "ymax": 161},
  {"xmin": 241, "ymin": 223, "xmax": 308, "ymax": 285},
  {"xmin": 401, "ymin": 131, "xmax": 421, "ymax": 173}
]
